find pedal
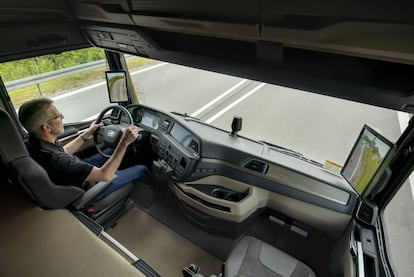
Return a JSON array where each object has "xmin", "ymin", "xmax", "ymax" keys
[
  {"xmin": 133, "ymin": 259, "xmax": 161, "ymax": 277},
  {"xmin": 182, "ymin": 264, "xmax": 200, "ymax": 276}
]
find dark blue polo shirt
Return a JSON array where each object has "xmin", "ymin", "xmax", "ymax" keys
[{"xmin": 27, "ymin": 136, "xmax": 93, "ymax": 187}]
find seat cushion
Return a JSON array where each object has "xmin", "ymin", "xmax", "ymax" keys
[{"xmin": 225, "ymin": 236, "xmax": 316, "ymax": 277}]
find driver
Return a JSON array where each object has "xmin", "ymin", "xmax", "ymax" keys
[{"xmin": 18, "ymin": 98, "xmax": 149, "ymax": 198}]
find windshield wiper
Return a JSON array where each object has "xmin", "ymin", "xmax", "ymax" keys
[
  {"xmin": 259, "ymin": 140, "xmax": 302, "ymax": 157},
  {"xmin": 259, "ymin": 140, "xmax": 324, "ymax": 167},
  {"xmin": 171, "ymin": 111, "xmax": 200, "ymax": 120}
]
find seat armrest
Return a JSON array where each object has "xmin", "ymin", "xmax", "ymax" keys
[{"xmin": 72, "ymin": 175, "xmax": 116, "ymax": 210}]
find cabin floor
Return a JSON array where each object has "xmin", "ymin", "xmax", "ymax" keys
[
  {"xmin": 108, "ymin": 207, "xmax": 222, "ymax": 276},
  {"xmin": 121, "ymin": 176, "xmax": 344, "ymax": 276},
  {"xmin": 105, "ymin": 178, "xmax": 338, "ymax": 277}
]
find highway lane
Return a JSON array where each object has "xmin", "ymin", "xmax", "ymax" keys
[
  {"xmin": 133, "ymin": 63, "xmax": 244, "ymax": 114},
  {"xmin": 54, "ymin": 62, "xmax": 244, "ymax": 122},
  {"xmin": 53, "ymin": 81, "xmax": 110, "ymax": 122}
]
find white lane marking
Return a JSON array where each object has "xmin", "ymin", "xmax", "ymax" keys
[
  {"xmin": 52, "ymin": 62, "xmax": 168, "ymax": 101},
  {"xmin": 52, "ymin": 82, "xmax": 105, "ymax": 101},
  {"xmin": 398, "ymin": 112, "xmax": 414, "ymax": 200},
  {"xmin": 190, "ymin": 79, "xmax": 247, "ymax": 117},
  {"xmin": 130, "ymin": 62, "xmax": 168, "ymax": 76},
  {"xmin": 206, "ymin": 83, "xmax": 266, "ymax": 124}
]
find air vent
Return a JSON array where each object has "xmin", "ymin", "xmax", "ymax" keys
[
  {"xmin": 356, "ymin": 201, "xmax": 377, "ymax": 225},
  {"xmin": 243, "ymin": 159, "xmax": 268, "ymax": 174}
]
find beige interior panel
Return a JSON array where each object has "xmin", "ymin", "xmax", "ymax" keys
[
  {"xmin": 171, "ymin": 173, "xmax": 351, "ymax": 236},
  {"xmin": 268, "ymin": 192, "xmax": 352, "ymax": 237},
  {"xmin": 172, "ymin": 175, "xmax": 268, "ymax": 222},
  {"xmin": 265, "ymin": 163, "xmax": 350, "ymax": 205},
  {"xmin": 0, "ymin": 189, "xmax": 143, "ymax": 277},
  {"xmin": 202, "ymin": 158, "xmax": 350, "ymax": 205}
]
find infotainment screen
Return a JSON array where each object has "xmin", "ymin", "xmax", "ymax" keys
[
  {"xmin": 170, "ymin": 123, "xmax": 192, "ymax": 147},
  {"xmin": 341, "ymin": 125, "xmax": 393, "ymax": 194},
  {"xmin": 105, "ymin": 71, "xmax": 129, "ymax": 103}
]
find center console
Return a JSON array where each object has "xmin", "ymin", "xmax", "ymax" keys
[{"xmin": 158, "ymin": 121, "xmax": 201, "ymax": 180}]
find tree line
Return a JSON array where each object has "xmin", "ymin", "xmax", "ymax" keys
[{"xmin": 0, "ymin": 48, "xmax": 105, "ymax": 83}]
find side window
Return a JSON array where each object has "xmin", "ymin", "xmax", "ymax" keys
[
  {"xmin": 0, "ymin": 47, "xmax": 110, "ymax": 123},
  {"xmin": 382, "ymin": 174, "xmax": 414, "ymax": 276}
]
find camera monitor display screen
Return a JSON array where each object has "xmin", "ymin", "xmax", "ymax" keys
[
  {"xmin": 341, "ymin": 125, "xmax": 393, "ymax": 194},
  {"xmin": 105, "ymin": 71, "xmax": 129, "ymax": 103}
]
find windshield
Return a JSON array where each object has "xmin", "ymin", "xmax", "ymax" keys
[
  {"xmin": 1, "ymin": 48, "xmax": 409, "ymax": 168},
  {"xmin": 126, "ymin": 58, "xmax": 408, "ymax": 167}
]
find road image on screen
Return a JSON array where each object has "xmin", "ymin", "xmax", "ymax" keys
[
  {"xmin": 342, "ymin": 125, "xmax": 392, "ymax": 194},
  {"xmin": 106, "ymin": 71, "xmax": 128, "ymax": 102}
]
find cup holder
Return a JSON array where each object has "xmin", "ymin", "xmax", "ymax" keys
[
  {"xmin": 211, "ymin": 188, "xmax": 243, "ymax": 202},
  {"xmin": 212, "ymin": 188, "xmax": 226, "ymax": 199},
  {"xmin": 224, "ymin": 192, "xmax": 242, "ymax": 202}
]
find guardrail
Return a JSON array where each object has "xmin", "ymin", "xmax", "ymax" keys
[{"xmin": 5, "ymin": 59, "xmax": 108, "ymax": 91}]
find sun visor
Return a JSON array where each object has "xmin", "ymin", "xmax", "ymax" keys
[
  {"xmin": 261, "ymin": 0, "xmax": 414, "ymax": 65},
  {"xmin": 71, "ymin": 0, "xmax": 134, "ymax": 25}
]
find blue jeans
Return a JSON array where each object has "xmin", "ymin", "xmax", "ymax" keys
[{"xmin": 84, "ymin": 148, "xmax": 149, "ymax": 198}]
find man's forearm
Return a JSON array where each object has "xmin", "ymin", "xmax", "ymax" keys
[{"xmin": 63, "ymin": 134, "xmax": 88, "ymax": 154}]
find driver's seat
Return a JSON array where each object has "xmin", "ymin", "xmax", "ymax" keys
[{"xmin": 0, "ymin": 107, "xmax": 133, "ymax": 222}]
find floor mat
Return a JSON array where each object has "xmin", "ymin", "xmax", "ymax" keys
[
  {"xmin": 108, "ymin": 207, "xmax": 223, "ymax": 277},
  {"xmin": 131, "ymin": 183, "xmax": 238, "ymax": 261}
]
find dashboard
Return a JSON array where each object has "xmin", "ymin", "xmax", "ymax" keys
[{"xmin": 120, "ymin": 104, "xmax": 358, "ymax": 236}]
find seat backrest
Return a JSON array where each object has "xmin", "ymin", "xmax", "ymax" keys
[{"xmin": 0, "ymin": 108, "xmax": 84, "ymax": 209}]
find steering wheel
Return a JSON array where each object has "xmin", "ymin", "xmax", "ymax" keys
[{"xmin": 93, "ymin": 105, "xmax": 134, "ymax": 158}]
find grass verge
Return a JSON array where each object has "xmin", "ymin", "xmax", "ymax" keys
[{"xmin": 9, "ymin": 57, "xmax": 155, "ymax": 107}]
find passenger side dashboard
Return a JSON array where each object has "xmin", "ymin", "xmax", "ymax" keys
[{"xmin": 124, "ymin": 104, "xmax": 358, "ymax": 238}]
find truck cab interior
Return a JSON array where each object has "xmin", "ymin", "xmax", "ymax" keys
[{"xmin": 1, "ymin": 1, "xmax": 414, "ymax": 276}]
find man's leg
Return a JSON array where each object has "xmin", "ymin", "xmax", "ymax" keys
[{"xmin": 98, "ymin": 165, "xmax": 149, "ymax": 198}]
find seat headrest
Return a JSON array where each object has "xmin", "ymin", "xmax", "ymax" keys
[{"xmin": 0, "ymin": 108, "xmax": 28, "ymax": 163}]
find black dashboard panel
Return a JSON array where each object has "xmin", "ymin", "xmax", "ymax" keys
[
  {"xmin": 125, "ymin": 104, "xmax": 358, "ymax": 214},
  {"xmin": 128, "ymin": 105, "xmax": 201, "ymax": 180}
]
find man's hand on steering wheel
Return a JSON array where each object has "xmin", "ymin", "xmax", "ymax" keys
[
  {"xmin": 84, "ymin": 121, "xmax": 104, "ymax": 138},
  {"xmin": 93, "ymin": 105, "xmax": 136, "ymax": 158},
  {"xmin": 120, "ymin": 125, "xmax": 139, "ymax": 146}
]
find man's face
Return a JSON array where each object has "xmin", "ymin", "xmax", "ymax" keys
[{"xmin": 46, "ymin": 105, "xmax": 65, "ymax": 136}]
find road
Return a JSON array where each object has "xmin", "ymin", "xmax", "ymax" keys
[{"xmin": 51, "ymin": 60, "xmax": 412, "ymax": 275}]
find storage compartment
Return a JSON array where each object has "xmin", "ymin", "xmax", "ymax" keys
[
  {"xmin": 171, "ymin": 177, "xmax": 267, "ymax": 224},
  {"xmin": 175, "ymin": 196, "xmax": 264, "ymax": 238},
  {"xmin": 189, "ymin": 184, "xmax": 248, "ymax": 202}
]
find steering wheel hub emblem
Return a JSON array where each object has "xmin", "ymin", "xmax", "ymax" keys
[{"xmin": 107, "ymin": 130, "xmax": 116, "ymax": 137}]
